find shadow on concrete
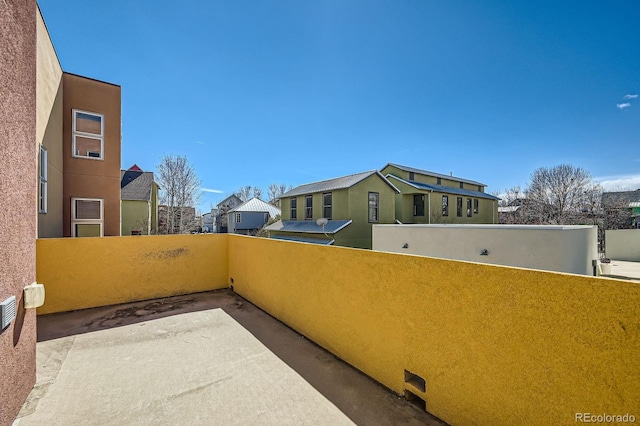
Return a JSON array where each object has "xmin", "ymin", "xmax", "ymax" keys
[{"xmin": 36, "ymin": 289, "xmax": 447, "ymax": 426}]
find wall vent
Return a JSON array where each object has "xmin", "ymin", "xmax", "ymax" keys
[
  {"xmin": 1, "ymin": 296, "xmax": 17, "ymax": 330},
  {"xmin": 404, "ymin": 369, "xmax": 426, "ymax": 392}
]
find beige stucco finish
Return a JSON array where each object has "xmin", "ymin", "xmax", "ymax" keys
[
  {"xmin": 36, "ymin": 9, "xmax": 63, "ymax": 237},
  {"xmin": 373, "ymin": 224, "xmax": 599, "ymax": 275},
  {"xmin": 605, "ymin": 229, "xmax": 640, "ymax": 261}
]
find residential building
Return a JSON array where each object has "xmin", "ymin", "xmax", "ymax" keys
[
  {"xmin": 120, "ymin": 164, "xmax": 159, "ymax": 235},
  {"xmin": 36, "ymin": 7, "xmax": 121, "ymax": 238},
  {"xmin": 381, "ymin": 163, "xmax": 499, "ymax": 225},
  {"xmin": 202, "ymin": 212, "xmax": 214, "ymax": 233},
  {"xmin": 227, "ymin": 197, "xmax": 281, "ymax": 235},
  {"xmin": 215, "ymin": 194, "xmax": 243, "ymax": 233},
  {"xmin": 267, "ymin": 171, "xmax": 399, "ymax": 249}
]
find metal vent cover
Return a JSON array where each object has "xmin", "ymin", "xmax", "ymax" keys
[{"xmin": 1, "ymin": 296, "xmax": 17, "ymax": 329}]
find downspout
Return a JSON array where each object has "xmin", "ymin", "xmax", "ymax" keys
[
  {"xmin": 493, "ymin": 200, "xmax": 496, "ymax": 224},
  {"xmin": 148, "ymin": 200, "xmax": 152, "ymax": 235},
  {"xmin": 428, "ymin": 192, "xmax": 431, "ymax": 224}
]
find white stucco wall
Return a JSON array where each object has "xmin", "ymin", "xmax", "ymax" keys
[
  {"xmin": 373, "ymin": 224, "xmax": 598, "ymax": 276},
  {"xmin": 605, "ymin": 229, "xmax": 640, "ymax": 261}
]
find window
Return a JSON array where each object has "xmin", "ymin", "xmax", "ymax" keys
[
  {"xmin": 368, "ymin": 192, "xmax": 379, "ymax": 222},
  {"xmin": 413, "ymin": 194, "xmax": 425, "ymax": 217},
  {"xmin": 39, "ymin": 145, "xmax": 47, "ymax": 213},
  {"xmin": 437, "ymin": 177, "xmax": 441, "ymax": 185},
  {"xmin": 305, "ymin": 195, "xmax": 313, "ymax": 220},
  {"xmin": 71, "ymin": 198, "xmax": 103, "ymax": 237},
  {"xmin": 73, "ymin": 110, "xmax": 104, "ymax": 160},
  {"xmin": 290, "ymin": 197, "xmax": 297, "ymax": 219},
  {"xmin": 323, "ymin": 192, "xmax": 332, "ymax": 219},
  {"xmin": 456, "ymin": 197, "xmax": 462, "ymax": 217},
  {"xmin": 478, "ymin": 185, "xmax": 482, "ymax": 192},
  {"xmin": 236, "ymin": 213, "xmax": 241, "ymax": 223},
  {"xmin": 459, "ymin": 182, "xmax": 464, "ymax": 189},
  {"xmin": 467, "ymin": 198, "xmax": 472, "ymax": 217},
  {"xmin": 442, "ymin": 195, "xmax": 448, "ymax": 216},
  {"xmin": 409, "ymin": 172, "xmax": 415, "ymax": 180},
  {"xmin": 474, "ymin": 199, "xmax": 479, "ymax": 214}
]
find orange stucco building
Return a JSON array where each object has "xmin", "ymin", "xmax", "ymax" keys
[{"xmin": 36, "ymin": 10, "xmax": 121, "ymax": 238}]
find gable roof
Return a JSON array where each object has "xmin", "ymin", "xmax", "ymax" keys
[
  {"xmin": 121, "ymin": 169, "xmax": 155, "ymax": 201},
  {"xmin": 265, "ymin": 219, "xmax": 352, "ymax": 234},
  {"xmin": 216, "ymin": 194, "xmax": 243, "ymax": 209},
  {"xmin": 383, "ymin": 163, "xmax": 486, "ymax": 187},
  {"xmin": 227, "ymin": 197, "xmax": 281, "ymax": 218},
  {"xmin": 280, "ymin": 171, "xmax": 399, "ymax": 199},
  {"xmin": 271, "ymin": 235, "xmax": 335, "ymax": 245},
  {"xmin": 386, "ymin": 175, "xmax": 500, "ymax": 200}
]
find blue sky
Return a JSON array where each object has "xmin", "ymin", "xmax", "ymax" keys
[{"xmin": 39, "ymin": 0, "xmax": 639, "ymax": 211}]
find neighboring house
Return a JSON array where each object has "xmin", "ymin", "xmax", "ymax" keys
[
  {"xmin": 202, "ymin": 212, "xmax": 214, "ymax": 233},
  {"xmin": 602, "ymin": 189, "xmax": 640, "ymax": 229},
  {"xmin": 215, "ymin": 194, "xmax": 243, "ymax": 233},
  {"xmin": 120, "ymin": 164, "xmax": 159, "ymax": 235},
  {"xmin": 227, "ymin": 198, "xmax": 281, "ymax": 235},
  {"xmin": 158, "ymin": 205, "xmax": 197, "ymax": 234},
  {"xmin": 37, "ymin": 9, "xmax": 121, "ymax": 238},
  {"xmin": 267, "ymin": 171, "xmax": 399, "ymax": 249},
  {"xmin": 381, "ymin": 163, "xmax": 499, "ymax": 225}
]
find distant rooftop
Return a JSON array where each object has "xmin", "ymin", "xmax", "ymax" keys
[
  {"xmin": 266, "ymin": 219, "xmax": 352, "ymax": 234},
  {"xmin": 227, "ymin": 197, "xmax": 281, "ymax": 218},
  {"xmin": 387, "ymin": 175, "xmax": 499, "ymax": 200},
  {"xmin": 280, "ymin": 171, "xmax": 398, "ymax": 198},
  {"xmin": 385, "ymin": 163, "xmax": 486, "ymax": 187},
  {"xmin": 120, "ymin": 165, "xmax": 155, "ymax": 201}
]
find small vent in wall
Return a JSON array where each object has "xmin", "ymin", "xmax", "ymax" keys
[{"xmin": 1, "ymin": 296, "xmax": 17, "ymax": 330}]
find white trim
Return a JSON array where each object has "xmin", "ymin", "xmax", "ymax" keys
[
  {"xmin": 71, "ymin": 197, "xmax": 104, "ymax": 237},
  {"xmin": 72, "ymin": 109, "xmax": 104, "ymax": 160},
  {"xmin": 39, "ymin": 144, "xmax": 47, "ymax": 213}
]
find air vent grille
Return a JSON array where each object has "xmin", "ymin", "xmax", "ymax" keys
[{"xmin": 1, "ymin": 296, "xmax": 17, "ymax": 330}]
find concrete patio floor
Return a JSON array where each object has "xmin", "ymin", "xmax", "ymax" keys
[{"xmin": 14, "ymin": 290, "xmax": 445, "ymax": 426}]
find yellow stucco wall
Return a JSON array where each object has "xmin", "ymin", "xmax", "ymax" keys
[
  {"xmin": 227, "ymin": 234, "xmax": 640, "ymax": 426},
  {"xmin": 36, "ymin": 234, "xmax": 228, "ymax": 314}
]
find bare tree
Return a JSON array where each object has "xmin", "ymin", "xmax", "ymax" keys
[
  {"xmin": 267, "ymin": 183, "xmax": 293, "ymax": 205},
  {"xmin": 525, "ymin": 164, "xmax": 601, "ymax": 225},
  {"xmin": 235, "ymin": 186, "xmax": 264, "ymax": 202},
  {"xmin": 156, "ymin": 154, "xmax": 202, "ymax": 234},
  {"xmin": 602, "ymin": 190, "xmax": 635, "ymax": 230},
  {"xmin": 235, "ymin": 186, "xmax": 252, "ymax": 202},
  {"xmin": 253, "ymin": 187, "xmax": 262, "ymax": 200}
]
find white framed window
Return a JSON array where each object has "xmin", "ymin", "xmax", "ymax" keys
[
  {"xmin": 236, "ymin": 213, "xmax": 241, "ymax": 223},
  {"xmin": 71, "ymin": 198, "xmax": 103, "ymax": 237},
  {"xmin": 323, "ymin": 192, "xmax": 332, "ymax": 220},
  {"xmin": 72, "ymin": 109, "xmax": 104, "ymax": 160},
  {"xmin": 305, "ymin": 195, "xmax": 313, "ymax": 220},
  {"xmin": 39, "ymin": 144, "xmax": 47, "ymax": 213}
]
